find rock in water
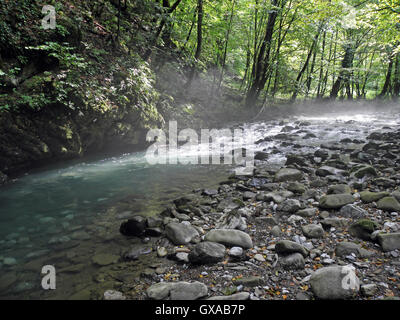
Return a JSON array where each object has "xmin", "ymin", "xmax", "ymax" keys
[
  {"xmin": 119, "ymin": 216, "xmax": 147, "ymax": 236},
  {"xmin": 146, "ymin": 281, "xmax": 208, "ymax": 300},
  {"xmin": 204, "ymin": 229, "xmax": 253, "ymax": 249},
  {"xmin": 377, "ymin": 197, "xmax": 400, "ymax": 212},
  {"xmin": 274, "ymin": 168, "xmax": 303, "ymax": 182},
  {"xmin": 188, "ymin": 241, "xmax": 226, "ymax": 264},
  {"xmin": 319, "ymin": 194, "xmax": 354, "ymax": 209},
  {"xmin": 310, "ymin": 266, "xmax": 360, "ymax": 299},
  {"xmin": 377, "ymin": 233, "xmax": 400, "ymax": 252},
  {"xmin": 165, "ymin": 222, "xmax": 199, "ymax": 245},
  {"xmin": 103, "ymin": 290, "xmax": 126, "ymax": 300}
]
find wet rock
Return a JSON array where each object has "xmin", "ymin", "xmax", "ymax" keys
[
  {"xmin": 310, "ymin": 266, "xmax": 360, "ymax": 300},
  {"xmin": 123, "ymin": 246, "xmax": 152, "ymax": 261},
  {"xmin": 319, "ymin": 194, "xmax": 354, "ymax": 209},
  {"xmin": 339, "ymin": 204, "xmax": 367, "ymax": 219},
  {"xmin": 275, "ymin": 240, "xmax": 308, "ymax": 257},
  {"xmin": 188, "ymin": 241, "xmax": 226, "ymax": 264},
  {"xmin": 3, "ymin": 257, "xmax": 17, "ymax": 266},
  {"xmin": 376, "ymin": 233, "xmax": 400, "ymax": 252},
  {"xmin": 255, "ymin": 151, "xmax": 269, "ymax": 161},
  {"xmin": 392, "ymin": 191, "xmax": 400, "ymax": 202},
  {"xmin": 92, "ymin": 253, "xmax": 119, "ymax": 266},
  {"xmin": 348, "ymin": 219, "xmax": 380, "ymax": 241},
  {"xmin": 202, "ymin": 189, "xmax": 218, "ymax": 196},
  {"xmin": 103, "ymin": 290, "xmax": 126, "ymax": 300},
  {"xmin": 377, "ymin": 197, "xmax": 400, "ymax": 212},
  {"xmin": 279, "ymin": 253, "xmax": 305, "ymax": 270},
  {"xmin": 145, "ymin": 227, "xmax": 163, "ymax": 237},
  {"xmin": 274, "ymin": 168, "xmax": 303, "ymax": 182},
  {"xmin": 359, "ymin": 191, "xmax": 389, "ymax": 203},
  {"xmin": 207, "ymin": 292, "xmax": 250, "ymax": 300},
  {"xmin": 327, "ymin": 184, "xmax": 352, "ymax": 195},
  {"xmin": 302, "ymin": 224, "xmax": 324, "ymax": 238},
  {"xmin": 165, "ymin": 222, "xmax": 199, "ymax": 245},
  {"xmin": 285, "ymin": 154, "xmax": 307, "ymax": 166},
  {"xmin": 146, "ymin": 281, "xmax": 208, "ymax": 300},
  {"xmin": 205, "ymin": 229, "xmax": 253, "ymax": 249},
  {"xmin": 175, "ymin": 252, "xmax": 189, "ymax": 263},
  {"xmin": 335, "ymin": 242, "xmax": 374, "ymax": 258},
  {"xmin": 0, "ymin": 171, "xmax": 7, "ymax": 185},
  {"xmin": 316, "ymin": 166, "xmax": 345, "ymax": 177},
  {"xmin": 119, "ymin": 216, "xmax": 147, "ymax": 237}
]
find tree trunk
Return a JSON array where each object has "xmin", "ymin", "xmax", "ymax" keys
[
  {"xmin": 393, "ymin": 52, "xmax": 400, "ymax": 100},
  {"xmin": 246, "ymin": 0, "xmax": 282, "ymax": 107},
  {"xmin": 330, "ymin": 42, "xmax": 355, "ymax": 99},
  {"xmin": 378, "ymin": 55, "xmax": 394, "ymax": 98}
]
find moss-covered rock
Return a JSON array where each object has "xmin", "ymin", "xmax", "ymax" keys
[{"xmin": 348, "ymin": 219, "xmax": 380, "ymax": 241}]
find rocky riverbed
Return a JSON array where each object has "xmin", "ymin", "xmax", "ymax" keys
[
  {"xmin": 2, "ymin": 111, "xmax": 400, "ymax": 300},
  {"xmin": 113, "ymin": 114, "xmax": 400, "ymax": 301}
]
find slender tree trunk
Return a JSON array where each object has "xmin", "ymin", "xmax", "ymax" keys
[
  {"xmin": 143, "ymin": 0, "xmax": 183, "ymax": 60},
  {"xmin": 246, "ymin": 0, "xmax": 282, "ymax": 107},
  {"xmin": 393, "ymin": 52, "xmax": 400, "ymax": 100},
  {"xmin": 185, "ymin": 0, "xmax": 203, "ymax": 88},
  {"xmin": 378, "ymin": 55, "xmax": 394, "ymax": 98},
  {"xmin": 330, "ymin": 42, "xmax": 355, "ymax": 99}
]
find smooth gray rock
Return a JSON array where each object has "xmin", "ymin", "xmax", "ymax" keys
[
  {"xmin": 319, "ymin": 194, "xmax": 354, "ymax": 209},
  {"xmin": 310, "ymin": 266, "xmax": 360, "ymax": 299},
  {"xmin": 279, "ymin": 253, "xmax": 305, "ymax": 270},
  {"xmin": 296, "ymin": 208, "xmax": 318, "ymax": 217},
  {"xmin": 165, "ymin": 222, "xmax": 199, "ymax": 245},
  {"xmin": 377, "ymin": 197, "xmax": 400, "ymax": 212},
  {"xmin": 188, "ymin": 241, "xmax": 226, "ymax": 264},
  {"xmin": 274, "ymin": 168, "xmax": 303, "ymax": 182},
  {"xmin": 327, "ymin": 184, "xmax": 352, "ymax": 195},
  {"xmin": 147, "ymin": 281, "xmax": 208, "ymax": 300},
  {"xmin": 207, "ymin": 292, "xmax": 250, "ymax": 300},
  {"xmin": 335, "ymin": 242, "xmax": 374, "ymax": 258},
  {"xmin": 275, "ymin": 240, "xmax": 308, "ymax": 257},
  {"xmin": 377, "ymin": 233, "xmax": 400, "ymax": 252},
  {"xmin": 205, "ymin": 229, "xmax": 253, "ymax": 249},
  {"xmin": 302, "ymin": 224, "xmax": 324, "ymax": 238}
]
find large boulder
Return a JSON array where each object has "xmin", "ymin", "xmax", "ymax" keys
[
  {"xmin": 327, "ymin": 184, "xmax": 351, "ymax": 195},
  {"xmin": 310, "ymin": 266, "xmax": 360, "ymax": 299},
  {"xmin": 188, "ymin": 241, "xmax": 226, "ymax": 264},
  {"xmin": 165, "ymin": 222, "xmax": 199, "ymax": 245},
  {"xmin": 204, "ymin": 229, "xmax": 253, "ymax": 249},
  {"xmin": 319, "ymin": 194, "xmax": 354, "ymax": 209}
]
